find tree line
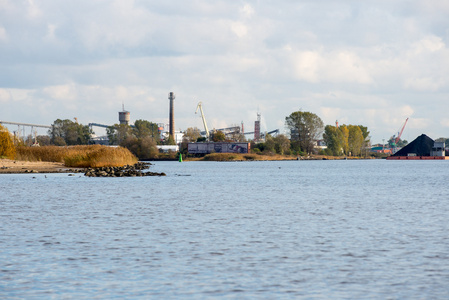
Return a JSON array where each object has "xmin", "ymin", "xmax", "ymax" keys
[
  {"xmin": 180, "ymin": 110, "xmax": 372, "ymax": 157},
  {"xmin": 4, "ymin": 109, "xmax": 374, "ymax": 159}
]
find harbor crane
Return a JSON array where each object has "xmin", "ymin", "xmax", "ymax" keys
[
  {"xmin": 195, "ymin": 102, "xmax": 210, "ymax": 140},
  {"xmin": 390, "ymin": 117, "xmax": 409, "ymax": 150}
]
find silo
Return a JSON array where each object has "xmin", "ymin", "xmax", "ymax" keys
[
  {"xmin": 168, "ymin": 92, "xmax": 175, "ymax": 139},
  {"xmin": 119, "ymin": 107, "xmax": 130, "ymax": 125}
]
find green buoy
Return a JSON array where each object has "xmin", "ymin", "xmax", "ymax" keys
[{"xmin": 178, "ymin": 153, "xmax": 183, "ymax": 162}]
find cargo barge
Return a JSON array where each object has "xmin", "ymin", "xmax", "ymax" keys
[
  {"xmin": 386, "ymin": 156, "xmax": 448, "ymax": 160},
  {"xmin": 387, "ymin": 134, "xmax": 447, "ymax": 160}
]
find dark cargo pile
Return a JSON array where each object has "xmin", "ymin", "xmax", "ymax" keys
[{"xmin": 393, "ymin": 134, "xmax": 434, "ymax": 156}]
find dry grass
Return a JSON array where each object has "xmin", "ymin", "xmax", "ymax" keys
[{"xmin": 16, "ymin": 145, "xmax": 138, "ymax": 168}]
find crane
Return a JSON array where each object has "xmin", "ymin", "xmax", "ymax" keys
[
  {"xmin": 390, "ymin": 118, "xmax": 409, "ymax": 150},
  {"xmin": 195, "ymin": 102, "xmax": 210, "ymax": 140},
  {"xmin": 395, "ymin": 118, "xmax": 408, "ymax": 145}
]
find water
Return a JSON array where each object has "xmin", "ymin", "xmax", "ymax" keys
[{"xmin": 1, "ymin": 160, "xmax": 449, "ymax": 299}]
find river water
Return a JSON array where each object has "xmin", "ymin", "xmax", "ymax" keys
[{"xmin": 1, "ymin": 160, "xmax": 449, "ymax": 299}]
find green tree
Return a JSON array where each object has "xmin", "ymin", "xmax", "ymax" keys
[
  {"xmin": 121, "ymin": 135, "xmax": 158, "ymax": 160},
  {"xmin": 0, "ymin": 124, "xmax": 16, "ymax": 159},
  {"xmin": 49, "ymin": 119, "xmax": 92, "ymax": 145},
  {"xmin": 36, "ymin": 135, "xmax": 51, "ymax": 146},
  {"xmin": 339, "ymin": 125, "xmax": 350, "ymax": 155},
  {"xmin": 133, "ymin": 119, "xmax": 160, "ymax": 140},
  {"xmin": 273, "ymin": 134, "xmax": 291, "ymax": 155},
  {"xmin": 285, "ymin": 111, "xmax": 324, "ymax": 154},
  {"xmin": 107, "ymin": 124, "xmax": 133, "ymax": 145},
  {"xmin": 263, "ymin": 135, "xmax": 276, "ymax": 153},
  {"xmin": 211, "ymin": 131, "xmax": 226, "ymax": 142},
  {"xmin": 348, "ymin": 125, "xmax": 364, "ymax": 156},
  {"xmin": 323, "ymin": 125, "xmax": 343, "ymax": 156}
]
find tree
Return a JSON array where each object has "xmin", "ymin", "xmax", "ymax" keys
[
  {"xmin": 285, "ymin": 111, "xmax": 324, "ymax": 154},
  {"xmin": 273, "ymin": 134, "xmax": 291, "ymax": 155},
  {"xmin": 348, "ymin": 125, "xmax": 364, "ymax": 156},
  {"xmin": 263, "ymin": 135, "xmax": 276, "ymax": 153},
  {"xmin": 211, "ymin": 131, "xmax": 226, "ymax": 142},
  {"xmin": 121, "ymin": 135, "xmax": 158, "ymax": 160},
  {"xmin": 339, "ymin": 125, "xmax": 350, "ymax": 155},
  {"xmin": 0, "ymin": 124, "xmax": 16, "ymax": 159},
  {"xmin": 323, "ymin": 125, "xmax": 343, "ymax": 156},
  {"xmin": 107, "ymin": 124, "xmax": 133, "ymax": 145},
  {"xmin": 49, "ymin": 119, "xmax": 92, "ymax": 145},
  {"xmin": 36, "ymin": 135, "xmax": 51, "ymax": 146},
  {"xmin": 133, "ymin": 119, "xmax": 160, "ymax": 141},
  {"xmin": 183, "ymin": 127, "xmax": 202, "ymax": 143}
]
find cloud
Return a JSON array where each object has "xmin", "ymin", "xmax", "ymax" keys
[
  {"xmin": 291, "ymin": 50, "xmax": 373, "ymax": 84},
  {"xmin": 0, "ymin": 26, "xmax": 6, "ymax": 41},
  {"xmin": 1, "ymin": 1, "xmax": 449, "ymax": 142},
  {"xmin": 0, "ymin": 88, "xmax": 11, "ymax": 103}
]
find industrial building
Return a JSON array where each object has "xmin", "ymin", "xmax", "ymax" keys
[{"xmin": 188, "ymin": 142, "xmax": 250, "ymax": 154}]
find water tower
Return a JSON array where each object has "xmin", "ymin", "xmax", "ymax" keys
[
  {"xmin": 168, "ymin": 92, "xmax": 175, "ymax": 139},
  {"xmin": 119, "ymin": 104, "xmax": 130, "ymax": 125}
]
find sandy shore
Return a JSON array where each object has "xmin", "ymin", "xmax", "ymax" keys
[{"xmin": 0, "ymin": 159, "xmax": 78, "ymax": 174}]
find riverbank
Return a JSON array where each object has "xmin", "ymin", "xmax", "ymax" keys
[
  {"xmin": 184, "ymin": 153, "xmax": 374, "ymax": 162},
  {"xmin": 0, "ymin": 159, "xmax": 78, "ymax": 174}
]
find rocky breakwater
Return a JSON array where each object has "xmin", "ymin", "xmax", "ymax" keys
[{"xmin": 84, "ymin": 162, "xmax": 166, "ymax": 177}]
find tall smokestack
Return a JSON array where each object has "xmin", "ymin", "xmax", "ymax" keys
[{"xmin": 168, "ymin": 92, "xmax": 175, "ymax": 140}]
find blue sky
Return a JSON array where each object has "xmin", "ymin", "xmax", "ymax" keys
[{"xmin": 1, "ymin": 0, "xmax": 448, "ymax": 143}]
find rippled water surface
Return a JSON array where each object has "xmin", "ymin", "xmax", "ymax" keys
[{"xmin": 1, "ymin": 160, "xmax": 449, "ymax": 299}]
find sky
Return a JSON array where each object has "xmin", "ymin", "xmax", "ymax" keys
[{"xmin": 1, "ymin": 0, "xmax": 449, "ymax": 143}]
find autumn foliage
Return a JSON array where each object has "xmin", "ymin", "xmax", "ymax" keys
[
  {"xmin": 16, "ymin": 145, "xmax": 138, "ymax": 168},
  {"xmin": 0, "ymin": 124, "xmax": 16, "ymax": 159}
]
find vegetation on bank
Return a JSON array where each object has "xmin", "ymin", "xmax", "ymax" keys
[
  {"xmin": 16, "ymin": 145, "xmax": 138, "ymax": 168},
  {"xmin": 188, "ymin": 152, "xmax": 368, "ymax": 162},
  {"xmin": 0, "ymin": 124, "xmax": 16, "ymax": 159}
]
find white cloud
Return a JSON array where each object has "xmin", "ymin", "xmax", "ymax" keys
[
  {"xmin": 1, "ymin": 1, "xmax": 449, "ymax": 142},
  {"xmin": 26, "ymin": 0, "xmax": 42, "ymax": 19},
  {"xmin": 230, "ymin": 21, "xmax": 248, "ymax": 38},
  {"xmin": 292, "ymin": 50, "xmax": 372, "ymax": 84},
  {"xmin": 0, "ymin": 26, "xmax": 6, "ymax": 41},
  {"xmin": 0, "ymin": 88, "xmax": 11, "ymax": 103},
  {"xmin": 240, "ymin": 4, "xmax": 255, "ymax": 18}
]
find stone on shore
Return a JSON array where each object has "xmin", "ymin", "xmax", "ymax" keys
[{"xmin": 84, "ymin": 162, "xmax": 166, "ymax": 177}]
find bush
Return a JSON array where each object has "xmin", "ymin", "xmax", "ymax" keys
[
  {"xmin": 251, "ymin": 148, "xmax": 261, "ymax": 154},
  {"xmin": 203, "ymin": 153, "xmax": 243, "ymax": 161},
  {"xmin": 0, "ymin": 124, "xmax": 16, "ymax": 159}
]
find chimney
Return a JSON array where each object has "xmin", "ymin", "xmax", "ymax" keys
[{"xmin": 168, "ymin": 92, "xmax": 175, "ymax": 140}]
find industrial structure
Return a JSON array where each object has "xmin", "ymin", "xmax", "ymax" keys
[
  {"xmin": 118, "ymin": 104, "xmax": 130, "ymax": 125},
  {"xmin": 0, "ymin": 120, "xmax": 51, "ymax": 145},
  {"xmin": 188, "ymin": 142, "xmax": 250, "ymax": 154},
  {"xmin": 389, "ymin": 118, "xmax": 408, "ymax": 152},
  {"xmin": 195, "ymin": 102, "xmax": 210, "ymax": 140},
  {"xmin": 254, "ymin": 112, "xmax": 261, "ymax": 141},
  {"xmin": 387, "ymin": 134, "xmax": 447, "ymax": 160},
  {"xmin": 168, "ymin": 92, "xmax": 175, "ymax": 140}
]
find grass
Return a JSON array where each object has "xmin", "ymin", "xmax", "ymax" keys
[{"xmin": 16, "ymin": 145, "xmax": 138, "ymax": 168}]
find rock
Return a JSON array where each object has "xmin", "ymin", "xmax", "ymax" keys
[{"xmin": 84, "ymin": 163, "xmax": 163, "ymax": 178}]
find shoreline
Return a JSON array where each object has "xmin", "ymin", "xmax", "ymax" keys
[
  {"xmin": 0, "ymin": 159, "xmax": 81, "ymax": 174},
  {"xmin": 0, "ymin": 155, "xmax": 375, "ymax": 174}
]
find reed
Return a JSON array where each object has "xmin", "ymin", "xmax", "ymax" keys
[{"xmin": 16, "ymin": 145, "xmax": 138, "ymax": 168}]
